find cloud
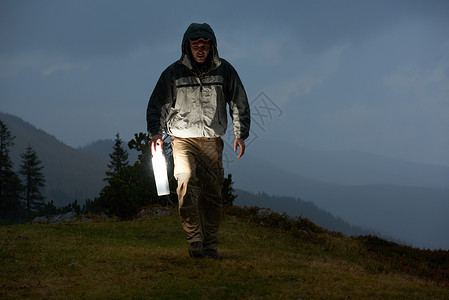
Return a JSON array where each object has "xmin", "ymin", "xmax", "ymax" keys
[
  {"xmin": 384, "ymin": 59, "xmax": 449, "ymax": 99},
  {"xmin": 265, "ymin": 44, "xmax": 348, "ymax": 105},
  {"xmin": 42, "ymin": 62, "xmax": 89, "ymax": 76},
  {"xmin": 381, "ymin": 37, "xmax": 449, "ymax": 124},
  {"xmin": 0, "ymin": 51, "xmax": 90, "ymax": 78},
  {"xmin": 0, "ymin": 0, "xmax": 180, "ymax": 59},
  {"xmin": 0, "ymin": 54, "xmax": 38, "ymax": 79},
  {"xmin": 0, "ymin": 1, "xmax": 416, "ymax": 59}
]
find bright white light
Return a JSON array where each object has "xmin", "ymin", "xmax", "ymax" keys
[{"xmin": 152, "ymin": 148, "xmax": 170, "ymax": 196}]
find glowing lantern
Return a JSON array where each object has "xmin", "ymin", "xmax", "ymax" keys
[{"xmin": 152, "ymin": 145, "xmax": 170, "ymax": 196}]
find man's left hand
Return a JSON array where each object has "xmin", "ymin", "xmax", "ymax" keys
[{"xmin": 234, "ymin": 138, "xmax": 246, "ymax": 159}]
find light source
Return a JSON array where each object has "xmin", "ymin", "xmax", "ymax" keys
[{"xmin": 152, "ymin": 145, "xmax": 170, "ymax": 196}]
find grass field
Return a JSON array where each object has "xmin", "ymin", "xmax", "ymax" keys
[{"xmin": 1, "ymin": 207, "xmax": 448, "ymax": 299}]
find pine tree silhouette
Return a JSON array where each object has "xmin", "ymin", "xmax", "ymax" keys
[
  {"xmin": 0, "ymin": 120, "xmax": 23, "ymax": 219},
  {"xmin": 19, "ymin": 145, "xmax": 46, "ymax": 214},
  {"xmin": 105, "ymin": 133, "xmax": 129, "ymax": 181}
]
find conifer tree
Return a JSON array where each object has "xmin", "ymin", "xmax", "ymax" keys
[
  {"xmin": 105, "ymin": 133, "xmax": 129, "ymax": 181},
  {"xmin": 222, "ymin": 173, "xmax": 237, "ymax": 206},
  {"xmin": 19, "ymin": 145, "xmax": 46, "ymax": 214},
  {"xmin": 98, "ymin": 133, "xmax": 161, "ymax": 219},
  {"xmin": 0, "ymin": 120, "xmax": 23, "ymax": 218}
]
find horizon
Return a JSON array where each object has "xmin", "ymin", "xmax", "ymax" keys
[{"xmin": 3, "ymin": 110, "xmax": 449, "ymax": 169}]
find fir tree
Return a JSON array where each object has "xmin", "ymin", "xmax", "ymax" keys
[
  {"xmin": 222, "ymin": 173, "xmax": 237, "ymax": 206},
  {"xmin": 98, "ymin": 133, "xmax": 158, "ymax": 219},
  {"xmin": 0, "ymin": 120, "xmax": 23, "ymax": 219},
  {"xmin": 19, "ymin": 145, "xmax": 46, "ymax": 214},
  {"xmin": 105, "ymin": 133, "xmax": 129, "ymax": 181}
]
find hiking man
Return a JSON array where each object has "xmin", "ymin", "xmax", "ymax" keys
[{"xmin": 147, "ymin": 23, "xmax": 250, "ymax": 259}]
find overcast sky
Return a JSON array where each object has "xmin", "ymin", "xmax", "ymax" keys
[{"xmin": 1, "ymin": 0, "xmax": 448, "ymax": 166}]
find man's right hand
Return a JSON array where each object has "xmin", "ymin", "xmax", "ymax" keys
[{"xmin": 151, "ymin": 134, "xmax": 163, "ymax": 154}]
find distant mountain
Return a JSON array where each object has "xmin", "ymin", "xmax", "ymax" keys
[
  {"xmin": 234, "ymin": 189, "xmax": 392, "ymax": 240},
  {"xmin": 227, "ymin": 153, "xmax": 449, "ymax": 250},
  {"xmin": 79, "ymin": 139, "xmax": 138, "ymax": 164},
  {"xmin": 79, "ymin": 139, "xmax": 116, "ymax": 162},
  {"xmin": 1, "ymin": 112, "xmax": 106, "ymax": 206},
  {"xmin": 236, "ymin": 138, "xmax": 449, "ymax": 188}
]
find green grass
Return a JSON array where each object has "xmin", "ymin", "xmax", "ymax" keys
[{"xmin": 1, "ymin": 207, "xmax": 448, "ymax": 299}]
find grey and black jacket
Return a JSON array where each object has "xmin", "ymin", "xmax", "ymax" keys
[{"xmin": 147, "ymin": 23, "xmax": 250, "ymax": 140}]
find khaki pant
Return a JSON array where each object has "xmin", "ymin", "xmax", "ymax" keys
[{"xmin": 171, "ymin": 137, "xmax": 224, "ymax": 250}]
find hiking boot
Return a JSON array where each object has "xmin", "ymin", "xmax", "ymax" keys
[
  {"xmin": 188, "ymin": 241, "xmax": 204, "ymax": 258},
  {"xmin": 204, "ymin": 248, "xmax": 220, "ymax": 259}
]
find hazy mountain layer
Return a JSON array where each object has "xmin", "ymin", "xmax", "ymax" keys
[
  {"xmin": 1, "ymin": 112, "xmax": 106, "ymax": 206},
  {"xmin": 228, "ymin": 154, "xmax": 449, "ymax": 250}
]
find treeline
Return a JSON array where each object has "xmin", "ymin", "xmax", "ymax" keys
[
  {"xmin": 0, "ymin": 120, "xmax": 46, "ymax": 221},
  {"xmin": 0, "ymin": 120, "xmax": 236, "ymax": 222}
]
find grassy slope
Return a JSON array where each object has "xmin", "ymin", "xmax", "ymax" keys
[{"xmin": 1, "ymin": 207, "xmax": 448, "ymax": 299}]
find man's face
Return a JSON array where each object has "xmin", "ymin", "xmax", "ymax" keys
[{"xmin": 190, "ymin": 38, "xmax": 211, "ymax": 64}]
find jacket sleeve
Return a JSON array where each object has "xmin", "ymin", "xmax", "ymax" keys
[
  {"xmin": 146, "ymin": 65, "xmax": 174, "ymax": 138},
  {"xmin": 224, "ymin": 61, "xmax": 251, "ymax": 140}
]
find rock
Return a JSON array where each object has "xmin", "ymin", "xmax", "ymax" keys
[
  {"xmin": 33, "ymin": 211, "xmax": 78, "ymax": 225},
  {"xmin": 135, "ymin": 207, "xmax": 173, "ymax": 219},
  {"xmin": 256, "ymin": 208, "xmax": 271, "ymax": 219},
  {"xmin": 32, "ymin": 216, "xmax": 49, "ymax": 224},
  {"xmin": 151, "ymin": 207, "xmax": 173, "ymax": 216},
  {"xmin": 50, "ymin": 211, "xmax": 77, "ymax": 224}
]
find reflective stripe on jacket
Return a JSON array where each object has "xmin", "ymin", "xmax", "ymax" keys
[{"xmin": 147, "ymin": 58, "xmax": 250, "ymax": 140}]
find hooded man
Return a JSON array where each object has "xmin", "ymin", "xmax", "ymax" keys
[{"xmin": 147, "ymin": 23, "xmax": 250, "ymax": 259}]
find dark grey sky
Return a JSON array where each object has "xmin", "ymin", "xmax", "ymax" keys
[{"xmin": 1, "ymin": 0, "xmax": 448, "ymax": 166}]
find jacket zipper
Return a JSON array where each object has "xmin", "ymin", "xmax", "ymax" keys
[{"xmin": 198, "ymin": 76, "xmax": 205, "ymax": 135}]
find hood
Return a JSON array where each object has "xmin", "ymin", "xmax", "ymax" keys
[
  {"xmin": 182, "ymin": 23, "xmax": 217, "ymax": 53},
  {"xmin": 180, "ymin": 23, "xmax": 220, "ymax": 70}
]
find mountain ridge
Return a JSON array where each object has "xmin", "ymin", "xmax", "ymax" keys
[
  {"xmin": 227, "ymin": 152, "xmax": 449, "ymax": 250},
  {"xmin": 234, "ymin": 189, "xmax": 401, "ymax": 242},
  {"xmin": 1, "ymin": 112, "xmax": 106, "ymax": 206},
  {"xmin": 238, "ymin": 138, "xmax": 449, "ymax": 188},
  {"xmin": 79, "ymin": 138, "xmax": 139, "ymax": 164}
]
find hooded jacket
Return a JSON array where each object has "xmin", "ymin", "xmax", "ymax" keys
[{"xmin": 147, "ymin": 23, "xmax": 250, "ymax": 140}]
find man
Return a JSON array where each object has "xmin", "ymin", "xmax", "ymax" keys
[{"xmin": 147, "ymin": 23, "xmax": 250, "ymax": 259}]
